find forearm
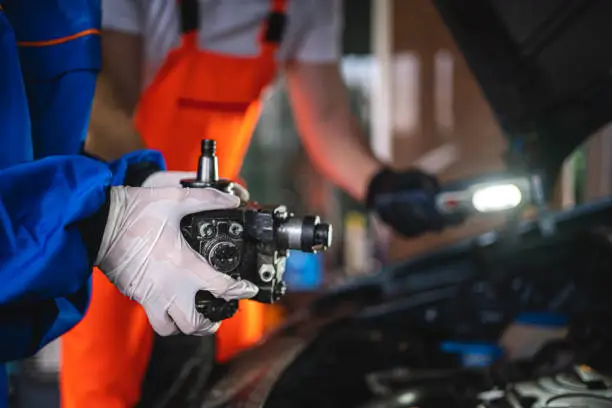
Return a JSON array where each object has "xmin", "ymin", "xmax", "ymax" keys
[
  {"xmin": 286, "ymin": 63, "xmax": 383, "ymax": 201},
  {"xmin": 298, "ymin": 113, "xmax": 382, "ymax": 201},
  {"xmin": 0, "ymin": 156, "xmax": 112, "ymax": 304},
  {"xmin": 86, "ymin": 72, "xmax": 145, "ymax": 161},
  {"xmin": 0, "ymin": 155, "xmax": 110, "ymax": 361},
  {"xmin": 0, "ymin": 150, "xmax": 165, "ymax": 300}
]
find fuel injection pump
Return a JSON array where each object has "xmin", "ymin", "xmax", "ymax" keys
[{"xmin": 180, "ymin": 139, "xmax": 333, "ymax": 322}]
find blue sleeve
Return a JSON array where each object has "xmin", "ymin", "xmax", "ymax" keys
[
  {"xmin": 0, "ymin": 156, "xmax": 110, "ymax": 362},
  {"xmin": 4, "ymin": 0, "xmax": 101, "ymax": 158},
  {"xmin": 0, "ymin": 10, "xmax": 32, "ymax": 170},
  {"xmin": 0, "ymin": 150, "xmax": 165, "ymax": 362}
]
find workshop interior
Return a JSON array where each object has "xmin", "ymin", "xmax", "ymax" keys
[{"xmin": 9, "ymin": 0, "xmax": 612, "ymax": 407}]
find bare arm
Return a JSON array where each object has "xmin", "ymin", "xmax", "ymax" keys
[
  {"xmin": 85, "ymin": 30, "xmax": 145, "ymax": 161},
  {"xmin": 285, "ymin": 62, "xmax": 383, "ymax": 201}
]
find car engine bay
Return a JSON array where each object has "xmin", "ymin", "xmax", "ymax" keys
[{"xmin": 165, "ymin": 198, "xmax": 612, "ymax": 408}]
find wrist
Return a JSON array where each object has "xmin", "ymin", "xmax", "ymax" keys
[
  {"xmin": 92, "ymin": 186, "xmax": 128, "ymax": 269},
  {"xmin": 76, "ymin": 187, "xmax": 112, "ymax": 266},
  {"xmin": 123, "ymin": 161, "xmax": 162, "ymax": 187},
  {"xmin": 355, "ymin": 161, "xmax": 384, "ymax": 202},
  {"xmin": 107, "ymin": 150, "xmax": 166, "ymax": 186}
]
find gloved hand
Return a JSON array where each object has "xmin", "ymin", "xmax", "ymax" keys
[
  {"xmin": 366, "ymin": 168, "xmax": 453, "ymax": 238},
  {"xmin": 95, "ymin": 186, "xmax": 258, "ymax": 336}
]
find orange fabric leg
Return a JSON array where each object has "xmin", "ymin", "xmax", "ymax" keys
[
  {"xmin": 215, "ymin": 302, "xmax": 287, "ymax": 362},
  {"xmin": 215, "ymin": 300, "xmax": 265, "ymax": 363},
  {"xmin": 60, "ymin": 269, "xmax": 154, "ymax": 408}
]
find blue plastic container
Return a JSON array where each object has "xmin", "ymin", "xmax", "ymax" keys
[
  {"xmin": 284, "ymin": 251, "xmax": 324, "ymax": 291},
  {"xmin": 441, "ymin": 341, "xmax": 504, "ymax": 368}
]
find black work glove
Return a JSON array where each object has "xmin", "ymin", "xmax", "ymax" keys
[{"xmin": 366, "ymin": 168, "xmax": 448, "ymax": 238}]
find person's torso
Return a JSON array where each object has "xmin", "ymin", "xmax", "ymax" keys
[
  {"xmin": 135, "ymin": 0, "xmax": 319, "ymax": 88},
  {"xmin": 132, "ymin": 0, "xmax": 325, "ymax": 177}
]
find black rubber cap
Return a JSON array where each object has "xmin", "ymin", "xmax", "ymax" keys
[
  {"xmin": 314, "ymin": 223, "xmax": 332, "ymax": 249},
  {"xmin": 194, "ymin": 290, "xmax": 238, "ymax": 322},
  {"xmin": 201, "ymin": 139, "xmax": 216, "ymax": 156}
]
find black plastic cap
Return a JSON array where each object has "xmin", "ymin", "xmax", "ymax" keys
[
  {"xmin": 201, "ymin": 139, "xmax": 216, "ymax": 156},
  {"xmin": 314, "ymin": 223, "xmax": 332, "ymax": 249}
]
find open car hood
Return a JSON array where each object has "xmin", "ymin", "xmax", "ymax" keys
[{"xmin": 433, "ymin": 0, "xmax": 612, "ymax": 187}]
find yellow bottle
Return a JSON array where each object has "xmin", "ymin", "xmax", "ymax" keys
[{"xmin": 343, "ymin": 211, "xmax": 372, "ymax": 276}]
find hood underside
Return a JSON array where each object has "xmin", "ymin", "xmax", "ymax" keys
[{"xmin": 433, "ymin": 0, "xmax": 612, "ymax": 184}]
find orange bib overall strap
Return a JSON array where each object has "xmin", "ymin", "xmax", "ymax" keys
[{"xmin": 135, "ymin": 0, "xmax": 287, "ymax": 180}]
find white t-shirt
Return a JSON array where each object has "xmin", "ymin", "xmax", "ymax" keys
[{"xmin": 102, "ymin": 0, "xmax": 344, "ymax": 87}]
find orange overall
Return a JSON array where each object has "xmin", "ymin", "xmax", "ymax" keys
[{"xmin": 60, "ymin": 1, "xmax": 287, "ymax": 406}]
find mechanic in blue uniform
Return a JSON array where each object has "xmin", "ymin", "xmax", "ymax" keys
[{"xmin": 0, "ymin": 2, "xmax": 257, "ymax": 406}]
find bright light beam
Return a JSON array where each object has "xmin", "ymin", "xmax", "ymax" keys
[{"xmin": 472, "ymin": 184, "xmax": 523, "ymax": 213}]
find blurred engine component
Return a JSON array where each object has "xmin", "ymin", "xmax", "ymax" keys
[{"xmin": 359, "ymin": 324, "xmax": 612, "ymax": 408}]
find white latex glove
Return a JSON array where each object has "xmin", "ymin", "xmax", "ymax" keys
[
  {"xmin": 143, "ymin": 171, "xmax": 250, "ymax": 201},
  {"xmin": 95, "ymin": 186, "xmax": 258, "ymax": 336},
  {"xmin": 142, "ymin": 171, "xmax": 195, "ymax": 188}
]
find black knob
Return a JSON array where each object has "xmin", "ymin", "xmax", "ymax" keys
[
  {"xmin": 195, "ymin": 290, "xmax": 238, "ymax": 322},
  {"xmin": 201, "ymin": 139, "xmax": 216, "ymax": 156}
]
